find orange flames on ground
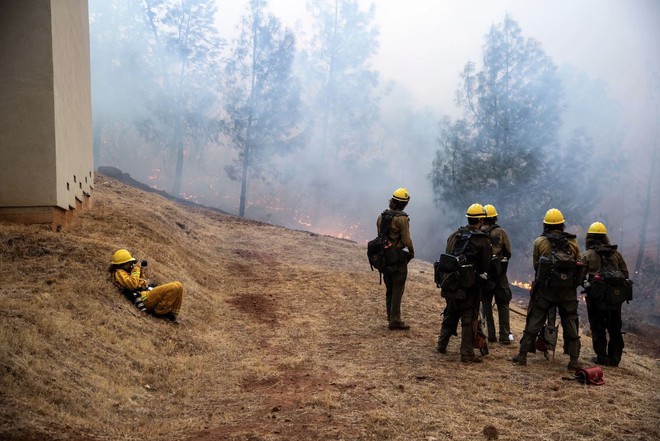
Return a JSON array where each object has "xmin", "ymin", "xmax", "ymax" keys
[{"xmin": 511, "ymin": 280, "xmax": 532, "ymax": 290}]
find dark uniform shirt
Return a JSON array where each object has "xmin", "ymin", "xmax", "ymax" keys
[
  {"xmin": 482, "ymin": 224, "xmax": 512, "ymax": 259},
  {"xmin": 582, "ymin": 246, "xmax": 629, "ymax": 278},
  {"xmin": 377, "ymin": 210, "xmax": 414, "ymax": 260},
  {"xmin": 446, "ymin": 225, "xmax": 491, "ymax": 275}
]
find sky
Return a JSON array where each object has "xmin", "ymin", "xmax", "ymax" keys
[{"xmin": 216, "ymin": 0, "xmax": 660, "ymax": 120}]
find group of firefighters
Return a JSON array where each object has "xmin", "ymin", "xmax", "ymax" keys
[
  {"xmin": 105, "ymin": 186, "xmax": 631, "ymax": 370},
  {"xmin": 377, "ymin": 187, "xmax": 631, "ymax": 369}
]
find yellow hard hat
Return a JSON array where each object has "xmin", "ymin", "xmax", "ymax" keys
[
  {"xmin": 392, "ymin": 188, "xmax": 411, "ymax": 202},
  {"xmin": 466, "ymin": 203, "xmax": 487, "ymax": 218},
  {"xmin": 484, "ymin": 204, "xmax": 498, "ymax": 218},
  {"xmin": 543, "ymin": 208, "xmax": 565, "ymax": 225},
  {"xmin": 588, "ymin": 221, "xmax": 607, "ymax": 234},
  {"xmin": 111, "ymin": 249, "xmax": 136, "ymax": 265}
]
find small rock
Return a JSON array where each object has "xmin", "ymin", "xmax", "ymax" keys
[{"xmin": 483, "ymin": 424, "xmax": 499, "ymax": 440}]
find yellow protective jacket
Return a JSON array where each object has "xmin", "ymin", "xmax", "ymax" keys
[
  {"xmin": 376, "ymin": 210, "xmax": 415, "ymax": 259},
  {"xmin": 113, "ymin": 267, "xmax": 148, "ymax": 300}
]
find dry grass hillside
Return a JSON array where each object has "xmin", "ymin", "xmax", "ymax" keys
[{"xmin": 1, "ymin": 174, "xmax": 658, "ymax": 441}]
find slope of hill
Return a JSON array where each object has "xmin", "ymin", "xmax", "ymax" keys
[{"xmin": 1, "ymin": 174, "xmax": 658, "ymax": 441}]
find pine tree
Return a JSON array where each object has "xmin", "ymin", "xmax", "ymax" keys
[
  {"xmin": 429, "ymin": 16, "xmax": 564, "ymax": 250},
  {"xmin": 223, "ymin": 0, "xmax": 303, "ymax": 217}
]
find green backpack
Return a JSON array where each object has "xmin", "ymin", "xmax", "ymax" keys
[
  {"xmin": 536, "ymin": 232, "xmax": 580, "ymax": 289},
  {"xmin": 588, "ymin": 246, "xmax": 633, "ymax": 306}
]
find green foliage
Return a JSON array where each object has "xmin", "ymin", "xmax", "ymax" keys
[{"xmin": 430, "ymin": 16, "xmax": 572, "ymax": 251}]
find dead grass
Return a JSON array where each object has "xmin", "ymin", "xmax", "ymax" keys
[{"xmin": 0, "ymin": 174, "xmax": 658, "ymax": 441}]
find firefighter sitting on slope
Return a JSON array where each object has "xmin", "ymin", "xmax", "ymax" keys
[{"xmin": 109, "ymin": 249, "xmax": 184, "ymax": 322}]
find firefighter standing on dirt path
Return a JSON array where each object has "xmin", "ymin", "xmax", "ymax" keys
[
  {"xmin": 436, "ymin": 203, "xmax": 491, "ymax": 363},
  {"xmin": 377, "ymin": 188, "xmax": 415, "ymax": 331},
  {"xmin": 581, "ymin": 222, "xmax": 631, "ymax": 367},
  {"xmin": 512, "ymin": 208, "xmax": 583, "ymax": 370},
  {"xmin": 480, "ymin": 204, "xmax": 514, "ymax": 345},
  {"xmin": 109, "ymin": 249, "xmax": 184, "ymax": 322}
]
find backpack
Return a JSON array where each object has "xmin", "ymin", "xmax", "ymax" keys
[
  {"xmin": 367, "ymin": 210, "xmax": 402, "ymax": 273},
  {"xmin": 536, "ymin": 232, "xmax": 581, "ymax": 289},
  {"xmin": 588, "ymin": 246, "xmax": 633, "ymax": 306},
  {"xmin": 482, "ymin": 224, "xmax": 509, "ymax": 280},
  {"xmin": 433, "ymin": 228, "xmax": 480, "ymax": 297}
]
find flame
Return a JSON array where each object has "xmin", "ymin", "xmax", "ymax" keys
[{"xmin": 511, "ymin": 280, "xmax": 532, "ymax": 290}]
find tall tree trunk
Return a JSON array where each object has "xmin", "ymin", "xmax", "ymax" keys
[
  {"xmin": 634, "ymin": 119, "xmax": 658, "ymax": 274},
  {"xmin": 172, "ymin": 122, "xmax": 185, "ymax": 196},
  {"xmin": 239, "ymin": 3, "xmax": 260, "ymax": 218},
  {"xmin": 170, "ymin": 9, "xmax": 192, "ymax": 197},
  {"xmin": 319, "ymin": 0, "xmax": 339, "ymax": 167}
]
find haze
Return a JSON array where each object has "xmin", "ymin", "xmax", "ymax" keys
[{"xmin": 90, "ymin": 0, "xmax": 660, "ymax": 274}]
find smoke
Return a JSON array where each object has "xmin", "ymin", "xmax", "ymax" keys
[{"xmin": 90, "ymin": 0, "xmax": 660, "ymax": 281}]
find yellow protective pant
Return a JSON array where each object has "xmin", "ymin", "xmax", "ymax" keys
[{"xmin": 143, "ymin": 281, "xmax": 183, "ymax": 315}]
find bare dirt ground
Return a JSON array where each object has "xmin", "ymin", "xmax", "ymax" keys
[{"xmin": 1, "ymin": 174, "xmax": 658, "ymax": 441}]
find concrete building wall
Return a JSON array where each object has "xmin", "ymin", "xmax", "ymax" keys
[
  {"xmin": 0, "ymin": 0, "xmax": 57, "ymax": 207},
  {"xmin": 52, "ymin": 0, "xmax": 94, "ymax": 210},
  {"xmin": 0, "ymin": 0, "xmax": 93, "ymax": 228}
]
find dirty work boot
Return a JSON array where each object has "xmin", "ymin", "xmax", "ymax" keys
[
  {"xmin": 461, "ymin": 355, "xmax": 483, "ymax": 363},
  {"xmin": 153, "ymin": 311, "xmax": 177, "ymax": 322},
  {"xmin": 567, "ymin": 357, "xmax": 583, "ymax": 370},
  {"xmin": 388, "ymin": 322, "xmax": 410, "ymax": 331},
  {"xmin": 511, "ymin": 352, "xmax": 527, "ymax": 365},
  {"xmin": 437, "ymin": 333, "xmax": 451, "ymax": 354},
  {"xmin": 590, "ymin": 356, "xmax": 609, "ymax": 366}
]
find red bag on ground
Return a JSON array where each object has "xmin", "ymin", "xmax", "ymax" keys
[{"xmin": 575, "ymin": 366, "xmax": 605, "ymax": 385}]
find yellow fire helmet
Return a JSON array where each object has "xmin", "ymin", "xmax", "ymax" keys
[
  {"xmin": 543, "ymin": 208, "xmax": 565, "ymax": 225},
  {"xmin": 484, "ymin": 204, "xmax": 498, "ymax": 218},
  {"xmin": 111, "ymin": 249, "xmax": 136, "ymax": 265},
  {"xmin": 392, "ymin": 187, "xmax": 411, "ymax": 202},
  {"xmin": 588, "ymin": 221, "xmax": 607, "ymax": 235},
  {"xmin": 466, "ymin": 203, "xmax": 487, "ymax": 218}
]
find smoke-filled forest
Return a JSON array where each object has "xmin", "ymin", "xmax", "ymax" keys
[{"xmin": 89, "ymin": 0, "xmax": 659, "ymax": 323}]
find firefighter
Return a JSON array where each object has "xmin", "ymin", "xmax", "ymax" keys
[
  {"xmin": 581, "ymin": 222, "xmax": 631, "ymax": 367},
  {"xmin": 376, "ymin": 188, "xmax": 415, "ymax": 330},
  {"xmin": 480, "ymin": 204, "xmax": 513, "ymax": 344},
  {"xmin": 512, "ymin": 208, "xmax": 583, "ymax": 370},
  {"xmin": 109, "ymin": 249, "xmax": 184, "ymax": 322},
  {"xmin": 436, "ymin": 203, "xmax": 491, "ymax": 363}
]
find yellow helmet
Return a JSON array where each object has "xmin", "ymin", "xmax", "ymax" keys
[
  {"xmin": 466, "ymin": 203, "xmax": 487, "ymax": 218},
  {"xmin": 588, "ymin": 221, "xmax": 607, "ymax": 234},
  {"xmin": 543, "ymin": 208, "xmax": 565, "ymax": 225},
  {"xmin": 111, "ymin": 249, "xmax": 136, "ymax": 265},
  {"xmin": 392, "ymin": 188, "xmax": 411, "ymax": 202},
  {"xmin": 484, "ymin": 204, "xmax": 498, "ymax": 218}
]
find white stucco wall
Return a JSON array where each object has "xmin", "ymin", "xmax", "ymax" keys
[{"xmin": 0, "ymin": 0, "xmax": 93, "ymax": 212}]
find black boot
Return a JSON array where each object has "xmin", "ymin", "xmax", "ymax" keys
[{"xmin": 511, "ymin": 352, "xmax": 527, "ymax": 365}]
